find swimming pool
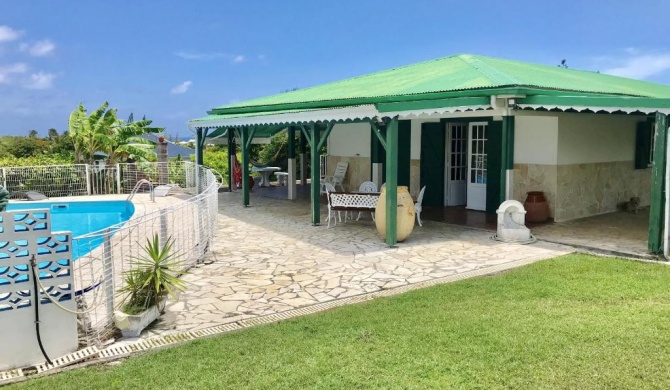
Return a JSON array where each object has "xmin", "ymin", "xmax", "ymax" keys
[{"xmin": 6, "ymin": 200, "xmax": 135, "ymax": 260}]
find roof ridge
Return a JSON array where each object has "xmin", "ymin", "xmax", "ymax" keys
[{"xmin": 458, "ymin": 54, "xmax": 521, "ymax": 86}]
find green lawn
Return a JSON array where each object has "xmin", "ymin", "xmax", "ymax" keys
[{"xmin": 10, "ymin": 254, "xmax": 670, "ymax": 389}]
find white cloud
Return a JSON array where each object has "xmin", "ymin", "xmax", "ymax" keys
[
  {"xmin": 603, "ymin": 54, "xmax": 670, "ymax": 79},
  {"xmin": 25, "ymin": 71, "xmax": 56, "ymax": 89},
  {"xmin": 170, "ymin": 80, "xmax": 192, "ymax": 95},
  {"xmin": 175, "ymin": 51, "xmax": 226, "ymax": 61},
  {"xmin": 0, "ymin": 62, "xmax": 28, "ymax": 83},
  {"xmin": 20, "ymin": 39, "xmax": 56, "ymax": 57},
  {"xmin": 0, "ymin": 26, "xmax": 23, "ymax": 42},
  {"xmin": 232, "ymin": 55, "xmax": 245, "ymax": 63}
]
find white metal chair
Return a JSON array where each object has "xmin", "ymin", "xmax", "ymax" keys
[
  {"xmin": 320, "ymin": 162, "xmax": 348, "ymax": 194},
  {"xmin": 415, "ymin": 186, "xmax": 426, "ymax": 227},
  {"xmin": 356, "ymin": 181, "xmax": 377, "ymax": 221},
  {"xmin": 324, "ymin": 183, "xmax": 340, "ymax": 228}
]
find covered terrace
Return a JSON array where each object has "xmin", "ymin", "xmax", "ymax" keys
[{"xmin": 188, "ymin": 54, "xmax": 670, "ymax": 256}]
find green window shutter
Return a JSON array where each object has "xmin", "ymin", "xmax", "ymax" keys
[{"xmin": 635, "ymin": 122, "xmax": 652, "ymax": 170}]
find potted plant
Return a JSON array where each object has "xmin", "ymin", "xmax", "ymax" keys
[{"xmin": 114, "ymin": 234, "xmax": 186, "ymax": 337}]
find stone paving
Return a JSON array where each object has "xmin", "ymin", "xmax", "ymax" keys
[
  {"xmin": 147, "ymin": 192, "xmax": 571, "ymax": 336},
  {"xmin": 532, "ymin": 209, "xmax": 650, "ymax": 258}
]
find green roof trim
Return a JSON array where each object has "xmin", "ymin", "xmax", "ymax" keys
[
  {"xmin": 518, "ymin": 95, "xmax": 670, "ymax": 109},
  {"xmin": 376, "ymin": 96, "xmax": 491, "ymax": 113},
  {"xmin": 206, "ymin": 54, "xmax": 670, "ymax": 116}
]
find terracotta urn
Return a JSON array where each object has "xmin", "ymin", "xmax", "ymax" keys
[
  {"xmin": 524, "ymin": 191, "xmax": 549, "ymax": 223},
  {"xmin": 375, "ymin": 186, "xmax": 416, "ymax": 242}
]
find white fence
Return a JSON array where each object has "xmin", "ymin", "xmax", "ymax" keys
[{"xmin": 0, "ymin": 161, "xmax": 219, "ymax": 346}]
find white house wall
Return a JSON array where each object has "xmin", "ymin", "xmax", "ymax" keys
[
  {"xmin": 554, "ymin": 112, "xmax": 649, "ymax": 221},
  {"xmin": 326, "ymin": 123, "xmax": 372, "ymax": 191},
  {"xmin": 512, "ymin": 111, "xmax": 651, "ymax": 222}
]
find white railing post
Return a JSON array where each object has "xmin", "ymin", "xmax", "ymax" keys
[
  {"xmin": 116, "ymin": 164, "xmax": 122, "ymax": 194},
  {"xmin": 85, "ymin": 164, "xmax": 92, "ymax": 195},
  {"xmin": 102, "ymin": 228, "xmax": 114, "ymax": 317}
]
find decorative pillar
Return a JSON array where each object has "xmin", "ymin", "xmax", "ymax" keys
[
  {"xmin": 241, "ymin": 126, "xmax": 250, "ymax": 207},
  {"xmin": 385, "ymin": 117, "xmax": 399, "ymax": 246},
  {"xmin": 649, "ymin": 112, "xmax": 668, "ymax": 253},
  {"xmin": 310, "ymin": 123, "xmax": 321, "ymax": 225},
  {"xmin": 288, "ymin": 126, "xmax": 297, "ymax": 200}
]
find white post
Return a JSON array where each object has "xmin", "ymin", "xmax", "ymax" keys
[
  {"xmin": 116, "ymin": 164, "xmax": 122, "ymax": 194},
  {"xmin": 1, "ymin": 167, "xmax": 6, "ymax": 189},
  {"xmin": 85, "ymin": 164, "xmax": 92, "ymax": 195},
  {"xmin": 300, "ymin": 153, "xmax": 307, "ymax": 185},
  {"xmin": 372, "ymin": 163, "xmax": 383, "ymax": 189},
  {"xmin": 506, "ymin": 169, "xmax": 514, "ymax": 200},
  {"xmin": 102, "ymin": 228, "xmax": 114, "ymax": 318},
  {"xmin": 288, "ymin": 158, "xmax": 296, "ymax": 200}
]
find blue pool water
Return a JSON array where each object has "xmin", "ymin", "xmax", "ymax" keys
[{"xmin": 6, "ymin": 200, "xmax": 135, "ymax": 260}]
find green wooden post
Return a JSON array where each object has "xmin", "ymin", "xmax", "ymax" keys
[
  {"xmin": 300, "ymin": 130, "xmax": 307, "ymax": 185},
  {"xmin": 241, "ymin": 126, "xmax": 250, "ymax": 207},
  {"xmin": 649, "ymin": 113, "xmax": 668, "ymax": 253},
  {"xmin": 310, "ymin": 123, "xmax": 321, "ymax": 225},
  {"xmin": 227, "ymin": 128, "xmax": 235, "ymax": 191},
  {"xmin": 288, "ymin": 126, "xmax": 296, "ymax": 200},
  {"xmin": 385, "ymin": 117, "xmax": 399, "ymax": 246},
  {"xmin": 195, "ymin": 127, "xmax": 204, "ymax": 166},
  {"xmin": 288, "ymin": 126, "xmax": 296, "ymax": 159},
  {"xmin": 500, "ymin": 115, "xmax": 514, "ymax": 203}
]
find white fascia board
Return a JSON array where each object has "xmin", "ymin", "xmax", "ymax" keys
[
  {"xmin": 518, "ymin": 104, "xmax": 670, "ymax": 115},
  {"xmin": 188, "ymin": 104, "xmax": 495, "ymax": 129}
]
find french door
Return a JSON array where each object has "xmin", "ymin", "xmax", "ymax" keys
[
  {"xmin": 445, "ymin": 124, "xmax": 467, "ymax": 206},
  {"xmin": 466, "ymin": 122, "xmax": 488, "ymax": 211}
]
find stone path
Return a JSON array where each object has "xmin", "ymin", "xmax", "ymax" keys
[
  {"xmin": 148, "ymin": 192, "xmax": 571, "ymax": 335},
  {"xmin": 532, "ymin": 209, "xmax": 650, "ymax": 258}
]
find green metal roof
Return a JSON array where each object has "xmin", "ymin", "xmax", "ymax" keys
[{"xmin": 208, "ymin": 54, "xmax": 670, "ymax": 115}]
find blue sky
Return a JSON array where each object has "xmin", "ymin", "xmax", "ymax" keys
[{"xmin": 1, "ymin": 0, "xmax": 669, "ymax": 138}]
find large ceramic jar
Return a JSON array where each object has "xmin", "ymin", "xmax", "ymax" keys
[
  {"xmin": 524, "ymin": 191, "xmax": 549, "ymax": 223},
  {"xmin": 375, "ymin": 186, "xmax": 416, "ymax": 242}
]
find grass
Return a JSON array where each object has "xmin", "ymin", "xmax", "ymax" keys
[{"xmin": 9, "ymin": 254, "xmax": 670, "ymax": 389}]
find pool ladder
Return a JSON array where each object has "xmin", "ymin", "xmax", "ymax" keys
[{"xmin": 127, "ymin": 179, "xmax": 155, "ymax": 203}]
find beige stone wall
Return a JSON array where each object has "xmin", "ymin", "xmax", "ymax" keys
[
  {"xmin": 410, "ymin": 159, "xmax": 420, "ymax": 197},
  {"xmin": 325, "ymin": 156, "xmax": 371, "ymax": 192},
  {"xmin": 554, "ymin": 161, "xmax": 651, "ymax": 222},
  {"xmin": 514, "ymin": 161, "xmax": 652, "ymax": 222},
  {"xmin": 513, "ymin": 164, "xmax": 558, "ymax": 218}
]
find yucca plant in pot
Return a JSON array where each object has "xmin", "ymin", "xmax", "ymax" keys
[{"xmin": 114, "ymin": 234, "xmax": 186, "ymax": 337}]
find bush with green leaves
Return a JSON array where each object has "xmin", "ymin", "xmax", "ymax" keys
[{"xmin": 0, "ymin": 185, "xmax": 8, "ymax": 212}]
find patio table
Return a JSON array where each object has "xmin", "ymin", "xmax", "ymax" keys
[{"xmin": 251, "ymin": 166, "xmax": 281, "ymax": 187}]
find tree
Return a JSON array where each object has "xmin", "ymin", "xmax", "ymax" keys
[
  {"xmin": 47, "ymin": 128, "xmax": 59, "ymax": 140},
  {"xmin": 68, "ymin": 102, "xmax": 163, "ymax": 164},
  {"xmin": 558, "ymin": 59, "xmax": 568, "ymax": 69},
  {"xmin": 28, "ymin": 129, "xmax": 38, "ymax": 138}
]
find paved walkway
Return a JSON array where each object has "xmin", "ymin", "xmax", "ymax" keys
[
  {"xmin": 533, "ymin": 209, "xmax": 650, "ymax": 258},
  {"xmin": 147, "ymin": 192, "xmax": 570, "ymax": 335}
]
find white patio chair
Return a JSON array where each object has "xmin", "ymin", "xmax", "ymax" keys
[
  {"xmin": 324, "ymin": 183, "xmax": 340, "ymax": 228},
  {"xmin": 320, "ymin": 162, "xmax": 348, "ymax": 194},
  {"xmin": 356, "ymin": 181, "xmax": 378, "ymax": 221},
  {"xmin": 415, "ymin": 186, "xmax": 426, "ymax": 227}
]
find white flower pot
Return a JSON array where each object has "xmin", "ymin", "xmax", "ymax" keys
[{"xmin": 114, "ymin": 298, "xmax": 166, "ymax": 338}]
